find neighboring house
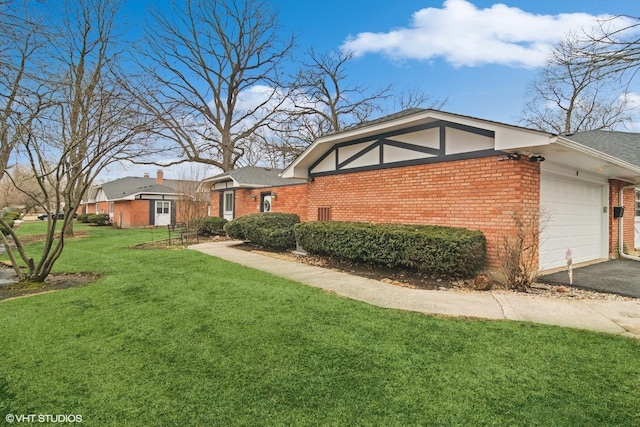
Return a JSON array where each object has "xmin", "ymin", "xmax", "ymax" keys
[
  {"xmin": 202, "ymin": 109, "xmax": 640, "ymax": 271},
  {"xmin": 200, "ymin": 166, "xmax": 307, "ymax": 221},
  {"xmin": 82, "ymin": 171, "xmax": 202, "ymax": 228}
]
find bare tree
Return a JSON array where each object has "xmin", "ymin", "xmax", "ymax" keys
[
  {"xmin": 264, "ymin": 49, "xmax": 446, "ymax": 168},
  {"xmin": 0, "ymin": 2, "xmax": 50, "ymax": 277},
  {"xmin": 0, "ymin": 1, "xmax": 47, "ymax": 182},
  {"xmin": 46, "ymin": 0, "xmax": 152, "ymax": 238},
  {"xmin": 519, "ymin": 33, "xmax": 636, "ymax": 134},
  {"xmin": 578, "ymin": 15, "xmax": 640, "ymax": 79},
  {"xmin": 498, "ymin": 207, "xmax": 547, "ymax": 291},
  {"xmin": 277, "ymin": 49, "xmax": 391, "ymax": 147},
  {"xmin": 0, "ymin": 0, "xmax": 151, "ymax": 282},
  {"xmin": 170, "ymin": 166, "xmax": 207, "ymax": 227},
  {"xmin": 133, "ymin": 0, "xmax": 295, "ymax": 172},
  {"xmin": 0, "ymin": 164, "xmax": 47, "ymax": 212},
  {"xmin": 389, "ymin": 86, "xmax": 447, "ymax": 113}
]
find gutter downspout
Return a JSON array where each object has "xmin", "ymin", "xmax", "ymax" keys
[{"xmin": 618, "ymin": 184, "xmax": 640, "ymax": 261}]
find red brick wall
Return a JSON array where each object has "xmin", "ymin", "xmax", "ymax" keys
[
  {"xmin": 235, "ymin": 189, "xmax": 262, "ymax": 217},
  {"xmin": 208, "ymin": 157, "xmax": 542, "ymax": 270},
  {"xmin": 209, "ymin": 184, "xmax": 309, "ymax": 220},
  {"xmin": 305, "ymin": 156, "xmax": 541, "ymax": 270},
  {"xmin": 210, "ymin": 192, "xmax": 221, "ymax": 216},
  {"xmin": 94, "ymin": 202, "xmax": 109, "ymax": 214},
  {"xmin": 608, "ymin": 179, "xmax": 636, "ymax": 256},
  {"xmin": 111, "ymin": 200, "xmax": 150, "ymax": 228}
]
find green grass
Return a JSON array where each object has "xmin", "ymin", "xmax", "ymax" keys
[{"xmin": 1, "ymin": 223, "xmax": 639, "ymax": 426}]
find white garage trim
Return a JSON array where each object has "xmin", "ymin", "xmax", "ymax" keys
[{"xmin": 539, "ymin": 162, "xmax": 609, "ymax": 271}]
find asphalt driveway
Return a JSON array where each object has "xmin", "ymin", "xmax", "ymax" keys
[{"xmin": 540, "ymin": 260, "xmax": 640, "ymax": 298}]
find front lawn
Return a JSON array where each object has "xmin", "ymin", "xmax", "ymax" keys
[{"xmin": 1, "ymin": 224, "xmax": 639, "ymax": 426}]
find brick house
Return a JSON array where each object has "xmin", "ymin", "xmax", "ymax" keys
[
  {"xmin": 201, "ymin": 166, "xmax": 307, "ymax": 221},
  {"xmin": 203, "ymin": 109, "xmax": 640, "ymax": 271},
  {"xmin": 82, "ymin": 171, "xmax": 204, "ymax": 228}
]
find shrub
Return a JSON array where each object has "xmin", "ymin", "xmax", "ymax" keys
[
  {"xmin": 498, "ymin": 207, "xmax": 546, "ymax": 291},
  {"xmin": 3, "ymin": 211, "xmax": 19, "ymax": 220},
  {"xmin": 295, "ymin": 221, "xmax": 486, "ymax": 278},
  {"xmin": 77, "ymin": 214, "xmax": 90, "ymax": 223},
  {"xmin": 225, "ymin": 212, "xmax": 300, "ymax": 250},
  {"xmin": 196, "ymin": 216, "xmax": 228, "ymax": 235},
  {"xmin": 0, "ymin": 219, "xmax": 13, "ymax": 236},
  {"xmin": 87, "ymin": 214, "xmax": 110, "ymax": 226}
]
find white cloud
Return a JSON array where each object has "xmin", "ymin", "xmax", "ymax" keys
[
  {"xmin": 619, "ymin": 92, "xmax": 640, "ymax": 131},
  {"xmin": 341, "ymin": 0, "xmax": 625, "ymax": 68}
]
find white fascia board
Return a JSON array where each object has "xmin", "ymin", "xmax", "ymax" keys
[
  {"xmin": 129, "ymin": 192, "xmax": 185, "ymax": 200},
  {"xmin": 493, "ymin": 127, "xmax": 554, "ymax": 150},
  {"xmin": 282, "ymin": 112, "xmax": 444, "ymax": 178},
  {"xmin": 208, "ymin": 177, "xmax": 241, "ymax": 191},
  {"xmin": 281, "ymin": 109, "xmax": 554, "ymax": 178},
  {"xmin": 554, "ymin": 136, "xmax": 640, "ymax": 176}
]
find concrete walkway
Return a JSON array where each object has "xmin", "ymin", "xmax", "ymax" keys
[{"xmin": 190, "ymin": 241, "xmax": 640, "ymax": 339}]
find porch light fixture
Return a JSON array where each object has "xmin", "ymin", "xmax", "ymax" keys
[
  {"xmin": 271, "ymin": 191, "xmax": 277, "ymax": 200},
  {"xmin": 251, "ymin": 195, "xmax": 257, "ymax": 201}
]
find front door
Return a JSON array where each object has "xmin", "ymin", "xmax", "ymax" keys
[
  {"xmin": 223, "ymin": 191, "xmax": 234, "ymax": 221},
  {"xmin": 261, "ymin": 194, "xmax": 272, "ymax": 212},
  {"xmin": 155, "ymin": 200, "xmax": 171, "ymax": 226}
]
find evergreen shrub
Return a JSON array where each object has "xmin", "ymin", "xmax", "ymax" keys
[
  {"xmin": 295, "ymin": 221, "xmax": 486, "ymax": 277},
  {"xmin": 225, "ymin": 212, "xmax": 300, "ymax": 250},
  {"xmin": 196, "ymin": 216, "xmax": 228, "ymax": 235},
  {"xmin": 87, "ymin": 214, "xmax": 110, "ymax": 226}
]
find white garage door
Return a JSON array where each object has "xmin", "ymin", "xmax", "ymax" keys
[{"xmin": 540, "ymin": 172, "xmax": 606, "ymax": 270}]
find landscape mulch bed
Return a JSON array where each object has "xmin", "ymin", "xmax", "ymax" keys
[
  {"xmin": 234, "ymin": 243, "xmax": 638, "ymax": 301},
  {"xmin": 0, "ymin": 230, "xmax": 96, "ymax": 301},
  {"xmin": 0, "ymin": 270, "xmax": 101, "ymax": 302}
]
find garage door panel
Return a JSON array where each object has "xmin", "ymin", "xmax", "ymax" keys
[{"xmin": 540, "ymin": 173, "xmax": 605, "ymax": 270}]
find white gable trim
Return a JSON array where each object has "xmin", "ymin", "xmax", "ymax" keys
[{"xmin": 282, "ymin": 109, "xmax": 553, "ymax": 179}]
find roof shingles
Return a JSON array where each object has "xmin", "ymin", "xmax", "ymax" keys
[
  {"xmin": 100, "ymin": 177, "xmax": 188, "ymax": 200},
  {"xmin": 565, "ymin": 130, "xmax": 640, "ymax": 168}
]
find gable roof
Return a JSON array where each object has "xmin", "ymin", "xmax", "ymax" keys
[
  {"xmin": 280, "ymin": 109, "xmax": 640, "ymax": 185},
  {"xmin": 100, "ymin": 177, "xmax": 179, "ymax": 199},
  {"xmin": 281, "ymin": 109, "xmax": 554, "ymax": 179},
  {"xmin": 88, "ymin": 176, "xmax": 198, "ymax": 202},
  {"xmin": 563, "ymin": 130, "xmax": 640, "ymax": 168},
  {"xmin": 201, "ymin": 166, "xmax": 306, "ymax": 189}
]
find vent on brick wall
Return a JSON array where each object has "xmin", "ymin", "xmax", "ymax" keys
[{"xmin": 318, "ymin": 206, "xmax": 331, "ymax": 221}]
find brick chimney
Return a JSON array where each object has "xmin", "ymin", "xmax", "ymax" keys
[{"xmin": 156, "ymin": 170, "xmax": 164, "ymax": 185}]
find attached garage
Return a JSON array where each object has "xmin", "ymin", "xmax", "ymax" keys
[{"xmin": 539, "ymin": 164, "xmax": 608, "ymax": 270}]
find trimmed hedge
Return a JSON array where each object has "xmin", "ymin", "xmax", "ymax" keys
[
  {"xmin": 77, "ymin": 213, "xmax": 90, "ymax": 223},
  {"xmin": 225, "ymin": 212, "xmax": 300, "ymax": 251},
  {"xmin": 294, "ymin": 221, "xmax": 486, "ymax": 278},
  {"xmin": 196, "ymin": 216, "xmax": 228, "ymax": 235},
  {"xmin": 87, "ymin": 214, "xmax": 110, "ymax": 226}
]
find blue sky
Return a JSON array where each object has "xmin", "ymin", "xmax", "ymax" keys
[
  {"xmin": 274, "ymin": 0, "xmax": 639, "ymax": 124},
  {"xmin": 110, "ymin": 0, "xmax": 639, "ymax": 179}
]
